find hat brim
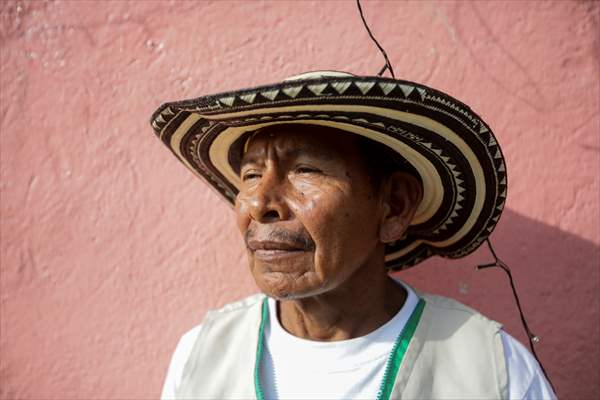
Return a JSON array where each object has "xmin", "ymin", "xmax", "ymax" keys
[{"xmin": 150, "ymin": 73, "xmax": 507, "ymax": 270}]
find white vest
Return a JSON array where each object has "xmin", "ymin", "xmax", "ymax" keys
[{"xmin": 175, "ymin": 293, "xmax": 508, "ymax": 399}]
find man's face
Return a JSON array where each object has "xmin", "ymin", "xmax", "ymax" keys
[{"xmin": 235, "ymin": 125, "xmax": 386, "ymax": 300}]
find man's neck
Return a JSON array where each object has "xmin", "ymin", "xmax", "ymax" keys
[{"xmin": 277, "ymin": 267, "xmax": 407, "ymax": 341}]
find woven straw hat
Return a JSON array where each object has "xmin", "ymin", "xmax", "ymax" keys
[{"xmin": 150, "ymin": 71, "xmax": 507, "ymax": 270}]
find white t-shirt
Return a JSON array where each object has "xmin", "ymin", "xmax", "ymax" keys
[{"xmin": 161, "ymin": 283, "xmax": 556, "ymax": 400}]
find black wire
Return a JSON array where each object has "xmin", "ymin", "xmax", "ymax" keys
[
  {"xmin": 477, "ymin": 239, "xmax": 557, "ymax": 395},
  {"xmin": 356, "ymin": 0, "xmax": 395, "ymax": 78}
]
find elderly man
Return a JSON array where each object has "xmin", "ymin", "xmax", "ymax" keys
[{"xmin": 152, "ymin": 72, "xmax": 555, "ymax": 399}]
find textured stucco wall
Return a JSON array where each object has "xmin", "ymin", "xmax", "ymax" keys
[{"xmin": 1, "ymin": 1, "xmax": 598, "ymax": 398}]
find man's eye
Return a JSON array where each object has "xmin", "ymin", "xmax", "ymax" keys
[
  {"xmin": 242, "ymin": 172, "xmax": 261, "ymax": 181},
  {"xmin": 295, "ymin": 166, "xmax": 322, "ymax": 174}
]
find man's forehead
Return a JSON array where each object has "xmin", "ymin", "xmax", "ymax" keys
[{"xmin": 241, "ymin": 125, "xmax": 355, "ymax": 163}]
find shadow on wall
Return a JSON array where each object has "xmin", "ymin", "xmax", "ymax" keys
[{"xmin": 397, "ymin": 208, "xmax": 600, "ymax": 399}]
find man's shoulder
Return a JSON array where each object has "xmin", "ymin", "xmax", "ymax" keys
[
  {"xmin": 208, "ymin": 293, "xmax": 266, "ymax": 315},
  {"xmin": 163, "ymin": 294, "xmax": 266, "ymax": 398},
  {"xmin": 201, "ymin": 293, "xmax": 266, "ymax": 327},
  {"xmin": 175, "ymin": 293, "xmax": 266, "ymax": 347},
  {"xmin": 418, "ymin": 292, "xmax": 503, "ymax": 331},
  {"xmin": 421, "ymin": 292, "xmax": 489, "ymax": 314}
]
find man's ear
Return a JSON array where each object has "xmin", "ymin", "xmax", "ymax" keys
[{"xmin": 379, "ymin": 172, "xmax": 423, "ymax": 243}]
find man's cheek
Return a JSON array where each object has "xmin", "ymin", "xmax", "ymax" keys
[
  {"xmin": 288, "ymin": 185, "xmax": 321, "ymax": 208},
  {"xmin": 234, "ymin": 195, "xmax": 252, "ymax": 230}
]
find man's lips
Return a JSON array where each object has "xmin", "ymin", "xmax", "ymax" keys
[
  {"xmin": 248, "ymin": 239, "xmax": 311, "ymax": 262},
  {"xmin": 247, "ymin": 239, "xmax": 307, "ymax": 252},
  {"xmin": 244, "ymin": 227, "xmax": 316, "ymax": 256},
  {"xmin": 244, "ymin": 225, "xmax": 315, "ymax": 262}
]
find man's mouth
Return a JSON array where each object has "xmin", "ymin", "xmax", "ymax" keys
[
  {"xmin": 244, "ymin": 227, "xmax": 316, "ymax": 253},
  {"xmin": 245, "ymin": 228, "xmax": 316, "ymax": 261},
  {"xmin": 247, "ymin": 240, "xmax": 312, "ymax": 262},
  {"xmin": 249, "ymin": 243, "xmax": 309, "ymax": 262},
  {"xmin": 247, "ymin": 239, "xmax": 306, "ymax": 252}
]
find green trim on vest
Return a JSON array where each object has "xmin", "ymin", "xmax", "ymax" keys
[
  {"xmin": 255, "ymin": 298, "xmax": 269, "ymax": 400},
  {"xmin": 254, "ymin": 297, "xmax": 426, "ymax": 400},
  {"xmin": 377, "ymin": 298, "xmax": 425, "ymax": 400}
]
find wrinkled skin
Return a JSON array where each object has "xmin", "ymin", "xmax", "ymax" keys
[{"xmin": 235, "ymin": 124, "xmax": 422, "ymax": 340}]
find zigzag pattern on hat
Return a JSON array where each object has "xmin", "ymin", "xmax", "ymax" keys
[{"xmin": 168, "ymin": 79, "xmax": 432, "ymax": 112}]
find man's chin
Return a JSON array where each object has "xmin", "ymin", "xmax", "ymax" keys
[{"xmin": 254, "ymin": 269, "xmax": 320, "ymax": 301}]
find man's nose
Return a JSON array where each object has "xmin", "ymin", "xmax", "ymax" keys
[{"xmin": 247, "ymin": 172, "xmax": 290, "ymax": 223}]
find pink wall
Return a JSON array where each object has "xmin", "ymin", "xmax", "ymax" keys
[{"xmin": 1, "ymin": 1, "xmax": 598, "ymax": 398}]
